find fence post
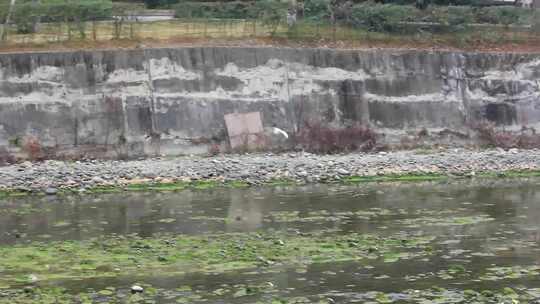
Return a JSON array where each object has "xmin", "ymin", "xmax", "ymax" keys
[
  {"xmin": 0, "ymin": 24, "xmax": 6, "ymax": 43},
  {"xmin": 333, "ymin": 22, "xmax": 336, "ymax": 42},
  {"xmin": 55, "ymin": 23, "xmax": 59, "ymax": 41},
  {"xmin": 92, "ymin": 20, "xmax": 97, "ymax": 41},
  {"xmin": 532, "ymin": 10, "xmax": 540, "ymax": 40},
  {"xmin": 66, "ymin": 18, "xmax": 72, "ymax": 41},
  {"xmin": 0, "ymin": 0, "xmax": 16, "ymax": 42}
]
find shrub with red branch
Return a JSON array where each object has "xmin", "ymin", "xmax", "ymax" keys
[
  {"xmin": 295, "ymin": 120, "xmax": 376, "ymax": 154},
  {"xmin": 475, "ymin": 122, "xmax": 540, "ymax": 149},
  {"xmin": 23, "ymin": 136, "xmax": 43, "ymax": 160}
]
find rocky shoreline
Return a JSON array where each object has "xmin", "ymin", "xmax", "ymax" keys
[{"xmin": 0, "ymin": 148, "xmax": 539, "ymax": 195}]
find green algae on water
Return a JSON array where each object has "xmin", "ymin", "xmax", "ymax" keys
[{"xmin": 0, "ymin": 231, "xmax": 435, "ymax": 285}]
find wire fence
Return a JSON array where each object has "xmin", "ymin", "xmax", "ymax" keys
[
  {"xmin": 0, "ymin": 18, "xmax": 270, "ymax": 44},
  {"xmin": 0, "ymin": 16, "xmax": 539, "ymax": 47}
]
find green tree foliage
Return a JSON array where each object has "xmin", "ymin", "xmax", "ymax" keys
[
  {"xmin": 143, "ymin": 0, "xmax": 178, "ymax": 9},
  {"xmin": 1, "ymin": 0, "xmax": 534, "ymax": 40},
  {"xmin": 1, "ymin": 0, "xmax": 112, "ymax": 35},
  {"xmin": 475, "ymin": 6, "xmax": 526, "ymax": 26},
  {"xmin": 250, "ymin": 0, "xmax": 287, "ymax": 33},
  {"xmin": 174, "ymin": 1, "xmax": 252, "ymax": 18},
  {"xmin": 347, "ymin": 3, "xmax": 529, "ymax": 34},
  {"xmin": 303, "ymin": 0, "xmax": 331, "ymax": 22},
  {"xmin": 430, "ymin": 0, "xmax": 476, "ymax": 5},
  {"xmin": 434, "ymin": 6, "xmax": 474, "ymax": 32},
  {"xmin": 350, "ymin": 2, "xmax": 415, "ymax": 33},
  {"xmin": 11, "ymin": 1, "xmax": 36, "ymax": 34}
]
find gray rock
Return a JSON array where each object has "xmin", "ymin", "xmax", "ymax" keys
[
  {"xmin": 45, "ymin": 187, "xmax": 58, "ymax": 195},
  {"xmin": 91, "ymin": 176, "xmax": 105, "ymax": 184},
  {"xmin": 337, "ymin": 169, "xmax": 350, "ymax": 175},
  {"xmin": 297, "ymin": 171, "xmax": 308, "ymax": 177}
]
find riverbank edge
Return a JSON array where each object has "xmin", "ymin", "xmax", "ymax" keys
[{"xmin": 2, "ymin": 169, "xmax": 539, "ymax": 198}]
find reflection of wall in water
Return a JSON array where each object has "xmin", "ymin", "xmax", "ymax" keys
[{"xmin": 226, "ymin": 189, "xmax": 264, "ymax": 232}]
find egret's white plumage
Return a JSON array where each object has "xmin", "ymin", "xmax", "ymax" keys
[{"xmin": 272, "ymin": 127, "xmax": 289, "ymax": 139}]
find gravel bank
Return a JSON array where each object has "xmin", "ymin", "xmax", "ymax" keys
[{"xmin": 0, "ymin": 148, "xmax": 539, "ymax": 194}]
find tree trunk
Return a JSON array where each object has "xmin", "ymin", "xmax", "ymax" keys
[
  {"xmin": 32, "ymin": 0, "xmax": 41, "ymax": 33},
  {"xmin": 0, "ymin": 0, "xmax": 17, "ymax": 41}
]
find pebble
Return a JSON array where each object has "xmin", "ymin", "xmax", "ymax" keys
[
  {"xmin": 337, "ymin": 168, "xmax": 350, "ymax": 175},
  {"xmin": 0, "ymin": 149, "xmax": 539, "ymax": 193},
  {"xmin": 91, "ymin": 176, "xmax": 105, "ymax": 183}
]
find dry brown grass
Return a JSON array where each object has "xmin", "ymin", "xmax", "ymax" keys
[{"xmin": 1, "ymin": 19, "xmax": 539, "ymax": 53}]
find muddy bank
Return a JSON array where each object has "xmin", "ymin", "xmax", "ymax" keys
[{"xmin": 0, "ymin": 148, "xmax": 539, "ymax": 195}]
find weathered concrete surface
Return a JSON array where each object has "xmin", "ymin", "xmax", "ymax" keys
[{"xmin": 0, "ymin": 47, "xmax": 539, "ymax": 160}]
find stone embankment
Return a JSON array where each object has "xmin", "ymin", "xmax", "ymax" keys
[
  {"xmin": 2, "ymin": 47, "xmax": 540, "ymax": 160},
  {"xmin": 0, "ymin": 148, "xmax": 538, "ymax": 194}
]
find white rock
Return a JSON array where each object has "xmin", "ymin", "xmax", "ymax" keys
[
  {"xmin": 28, "ymin": 274, "xmax": 38, "ymax": 283},
  {"xmin": 131, "ymin": 285, "xmax": 144, "ymax": 293}
]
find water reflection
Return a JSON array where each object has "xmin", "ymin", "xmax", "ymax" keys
[
  {"xmin": 1, "ymin": 179, "xmax": 540, "ymax": 245},
  {"xmin": 2, "ymin": 178, "xmax": 540, "ymax": 302},
  {"xmin": 226, "ymin": 190, "xmax": 264, "ymax": 232}
]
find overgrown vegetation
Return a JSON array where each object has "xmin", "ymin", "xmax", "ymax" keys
[
  {"xmin": 133, "ymin": 0, "xmax": 535, "ymax": 33},
  {"xmin": 303, "ymin": 0, "xmax": 331, "ymax": 22},
  {"xmin": 0, "ymin": 0, "xmax": 112, "ymax": 38},
  {"xmin": 174, "ymin": 1, "xmax": 253, "ymax": 19},
  {"xmin": 350, "ymin": 2, "xmax": 415, "ymax": 33},
  {"xmin": 250, "ymin": 0, "xmax": 288, "ymax": 34},
  {"xmin": 346, "ymin": 2, "xmax": 533, "ymax": 34},
  {"xmin": 171, "ymin": 0, "xmax": 288, "ymax": 36},
  {"xmin": 164, "ymin": 0, "xmax": 534, "ymax": 32},
  {"xmin": 0, "ymin": 0, "xmax": 536, "ymax": 48},
  {"xmin": 143, "ymin": 0, "xmax": 178, "ymax": 9}
]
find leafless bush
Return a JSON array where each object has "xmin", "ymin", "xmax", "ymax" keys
[
  {"xmin": 0, "ymin": 148, "xmax": 15, "ymax": 165},
  {"xmin": 475, "ymin": 122, "xmax": 540, "ymax": 149},
  {"xmin": 295, "ymin": 120, "xmax": 376, "ymax": 154},
  {"xmin": 23, "ymin": 136, "xmax": 43, "ymax": 160}
]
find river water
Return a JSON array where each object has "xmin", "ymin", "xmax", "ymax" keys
[{"xmin": 1, "ymin": 179, "xmax": 540, "ymax": 303}]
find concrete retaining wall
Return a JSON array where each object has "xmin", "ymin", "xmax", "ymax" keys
[{"xmin": 0, "ymin": 47, "xmax": 539, "ymax": 160}]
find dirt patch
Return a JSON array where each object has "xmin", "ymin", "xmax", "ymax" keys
[{"xmin": 1, "ymin": 35, "xmax": 540, "ymax": 54}]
